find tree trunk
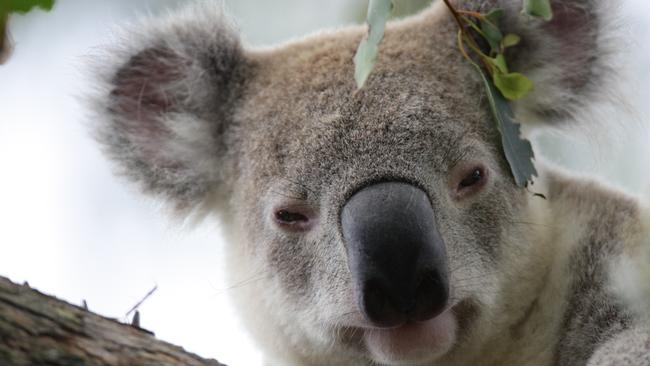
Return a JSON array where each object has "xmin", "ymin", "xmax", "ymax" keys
[{"xmin": 0, "ymin": 276, "xmax": 227, "ymax": 366}]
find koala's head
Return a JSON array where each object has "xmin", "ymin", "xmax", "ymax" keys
[{"xmin": 93, "ymin": 0, "xmax": 611, "ymax": 364}]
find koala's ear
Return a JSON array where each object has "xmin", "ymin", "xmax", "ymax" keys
[
  {"xmin": 459, "ymin": 0, "xmax": 616, "ymax": 124},
  {"xmin": 92, "ymin": 4, "xmax": 244, "ymax": 213}
]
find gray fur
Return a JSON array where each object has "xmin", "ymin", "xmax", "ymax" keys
[
  {"xmin": 90, "ymin": 0, "xmax": 650, "ymax": 365},
  {"xmin": 588, "ymin": 327, "xmax": 650, "ymax": 366},
  {"xmin": 547, "ymin": 177, "xmax": 639, "ymax": 366}
]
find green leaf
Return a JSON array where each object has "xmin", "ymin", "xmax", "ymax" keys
[
  {"xmin": 0, "ymin": 13, "xmax": 9, "ymax": 64},
  {"xmin": 7, "ymin": 0, "xmax": 54, "ymax": 13},
  {"xmin": 479, "ymin": 9, "xmax": 503, "ymax": 53},
  {"xmin": 1, "ymin": 0, "xmax": 54, "ymax": 17},
  {"xmin": 474, "ymin": 64, "xmax": 537, "ymax": 187},
  {"xmin": 484, "ymin": 8, "xmax": 505, "ymax": 24},
  {"xmin": 353, "ymin": 0, "xmax": 393, "ymax": 89},
  {"xmin": 489, "ymin": 54, "xmax": 509, "ymax": 74},
  {"xmin": 502, "ymin": 33, "xmax": 521, "ymax": 48},
  {"xmin": 523, "ymin": 0, "xmax": 553, "ymax": 21},
  {"xmin": 493, "ymin": 72, "xmax": 533, "ymax": 101},
  {"xmin": 0, "ymin": 0, "xmax": 55, "ymax": 65}
]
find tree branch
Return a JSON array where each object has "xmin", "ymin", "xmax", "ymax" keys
[{"xmin": 0, "ymin": 276, "xmax": 228, "ymax": 366}]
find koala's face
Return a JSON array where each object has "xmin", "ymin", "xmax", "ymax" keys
[
  {"xmin": 94, "ymin": 1, "xmax": 606, "ymax": 364},
  {"xmin": 229, "ymin": 24, "xmax": 524, "ymax": 363}
]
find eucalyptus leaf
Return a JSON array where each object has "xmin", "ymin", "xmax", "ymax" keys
[
  {"xmin": 354, "ymin": 0, "xmax": 393, "ymax": 89},
  {"xmin": 480, "ymin": 19, "xmax": 502, "ymax": 53},
  {"xmin": 523, "ymin": 0, "xmax": 553, "ymax": 21},
  {"xmin": 5, "ymin": 0, "xmax": 55, "ymax": 14},
  {"xmin": 502, "ymin": 33, "xmax": 521, "ymax": 48},
  {"xmin": 480, "ymin": 9, "xmax": 504, "ymax": 52},
  {"xmin": 1, "ymin": 0, "xmax": 55, "ymax": 65},
  {"xmin": 490, "ymin": 54, "xmax": 508, "ymax": 74},
  {"xmin": 493, "ymin": 72, "xmax": 533, "ymax": 101},
  {"xmin": 0, "ymin": 13, "xmax": 8, "ymax": 64},
  {"xmin": 474, "ymin": 64, "xmax": 537, "ymax": 187},
  {"xmin": 484, "ymin": 8, "xmax": 505, "ymax": 23},
  {"xmin": 439, "ymin": 1, "xmax": 537, "ymax": 187}
]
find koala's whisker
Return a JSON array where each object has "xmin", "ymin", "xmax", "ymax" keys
[
  {"xmin": 455, "ymin": 274, "xmax": 496, "ymax": 283},
  {"xmin": 215, "ymin": 270, "xmax": 272, "ymax": 294},
  {"xmin": 453, "ymin": 283, "xmax": 496, "ymax": 294},
  {"xmin": 286, "ymin": 203, "xmax": 317, "ymax": 208},
  {"xmin": 449, "ymin": 257, "xmax": 481, "ymax": 272},
  {"xmin": 322, "ymin": 310, "xmax": 359, "ymax": 326},
  {"xmin": 440, "ymin": 134, "xmax": 467, "ymax": 169},
  {"xmin": 452, "ymin": 276, "xmax": 498, "ymax": 288},
  {"xmin": 269, "ymin": 190, "xmax": 306, "ymax": 201},
  {"xmin": 451, "ymin": 288, "xmax": 493, "ymax": 299},
  {"xmin": 505, "ymin": 219, "xmax": 555, "ymax": 229},
  {"xmin": 313, "ymin": 268, "xmax": 348, "ymax": 282},
  {"xmin": 449, "ymin": 258, "xmax": 485, "ymax": 274},
  {"xmin": 453, "ymin": 281, "xmax": 493, "ymax": 291},
  {"xmin": 452, "ymin": 149, "xmax": 471, "ymax": 169},
  {"xmin": 279, "ymin": 177, "xmax": 317, "ymax": 195},
  {"xmin": 454, "ymin": 270, "xmax": 499, "ymax": 282}
]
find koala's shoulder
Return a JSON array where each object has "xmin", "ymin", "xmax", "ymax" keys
[
  {"xmin": 542, "ymin": 167, "xmax": 641, "ymax": 235},
  {"xmin": 538, "ymin": 166, "xmax": 646, "ymax": 366}
]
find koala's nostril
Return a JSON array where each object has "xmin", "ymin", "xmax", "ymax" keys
[
  {"xmin": 341, "ymin": 181, "xmax": 450, "ymax": 327},
  {"xmin": 361, "ymin": 280, "xmax": 399, "ymax": 327},
  {"xmin": 414, "ymin": 270, "xmax": 449, "ymax": 322}
]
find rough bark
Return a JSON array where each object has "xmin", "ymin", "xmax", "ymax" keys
[{"xmin": 0, "ymin": 276, "xmax": 227, "ymax": 366}]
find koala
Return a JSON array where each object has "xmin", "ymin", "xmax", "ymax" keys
[{"xmin": 91, "ymin": 0, "xmax": 650, "ymax": 365}]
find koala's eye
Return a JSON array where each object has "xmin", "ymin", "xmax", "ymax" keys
[
  {"xmin": 275, "ymin": 210, "xmax": 308, "ymax": 223},
  {"xmin": 459, "ymin": 169, "xmax": 483, "ymax": 188},
  {"xmin": 451, "ymin": 165, "xmax": 488, "ymax": 200},
  {"xmin": 273, "ymin": 207, "xmax": 314, "ymax": 232}
]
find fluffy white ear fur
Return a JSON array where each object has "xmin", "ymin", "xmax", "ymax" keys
[
  {"xmin": 89, "ymin": 2, "xmax": 243, "ymax": 214},
  {"xmin": 611, "ymin": 207, "xmax": 650, "ymax": 323}
]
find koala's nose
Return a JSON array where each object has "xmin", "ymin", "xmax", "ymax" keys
[{"xmin": 341, "ymin": 182, "xmax": 449, "ymax": 328}]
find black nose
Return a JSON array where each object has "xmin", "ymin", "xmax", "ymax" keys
[{"xmin": 341, "ymin": 182, "xmax": 449, "ymax": 327}]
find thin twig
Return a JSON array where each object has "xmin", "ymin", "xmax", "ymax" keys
[
  {"xmin": 457, "ymin": 10, "xmax": 485, "ymax": 18},
  {"xmin": 125, "ymin": 285, "xmax": 158, "ymax": 318},
  {"xmin": 442, "ymin": 0, "xmax": 465, "ymax": 29},
  {"xmin": 443, "ymin": 1, "xmax": 489, "ymax": 67}
]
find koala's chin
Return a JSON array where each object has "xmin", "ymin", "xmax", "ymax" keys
[{"xmin": 362, "ymin": 311, "xmax": 458, "ymax": 365}]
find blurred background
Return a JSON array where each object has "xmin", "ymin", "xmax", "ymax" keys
[{"xmin": 0, "ymin": 1, "xmax": 649, "ymax": 365}]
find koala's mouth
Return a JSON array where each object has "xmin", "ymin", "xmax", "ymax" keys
[
  {"xmin": 362, "ymin": 308, "xmax": 458, "ymax": 365},
  {"xmin": 331, "ymin": 298, "xmax": 481, "ymax": 365}
]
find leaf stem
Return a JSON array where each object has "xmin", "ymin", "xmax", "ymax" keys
[
  {"xmin": 442, "ymin": 0, "xmax": 465, "ymax": 30},
  {"xmin": 456, "ymin": 10, "xmax": 484, "ymax": 19},
  {"xmin": 442, "ymin": 1, "xmax": 488, "ymax": 65},
  {"xmin": 456, "ymin": 30, "xmax": 472, "ymax": 62},
  {"xmin": 461, "ymin": 17, "xmax": 487, "ymax": 41},
  {"xmin": 461, "ymin": 33, "xmax": 488, "ymax": 59}
]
